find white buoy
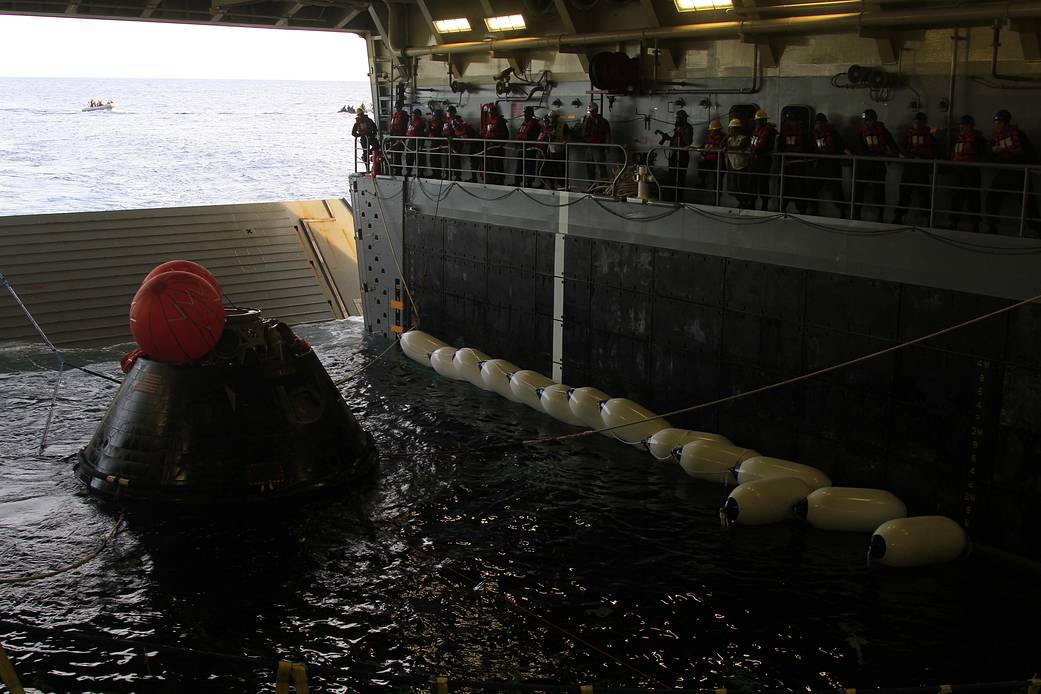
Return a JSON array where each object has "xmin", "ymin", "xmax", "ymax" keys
[
  {"xmin": 454, "ymin": 348, "xmax": 491, "ymax": 389},
  {"xmin": 480, "ymin": 359, "xmax": 522, "ymax": 402},
  {"xmin": 797, "ymin": 487, "xmax": 907, "ymax": 532},
  {"xmin": 870, "ymin": 516, "xmax": 968, "ymax": 568},
  {"xmin": 644, "ymin": 429, "xmax": 731, "ymax": 461},
  {"xmin": 400, "ymin": 330, "xmax": 447, "ymax": 365},
  {"xmin": 510, "ymin": 370, "xmax": 555, "ymax": 412},
  {"xmin": 735, "ymin": 456, "xmax": 831, "ymax": 491},
  {"xmin": 599, "ymin": 398, "xmax": 670, "ymax": 446},
  {"xmin": 569, "ymin": 387, "xmax": 611, "ymax": 433},
  {"xmin": 429, "ymin": 346, "xmax": 460, "ymax": 379},
  {"xmin": 678, "ymin": 440, "xmax": 755, "ymax": 484},
  {"xmin": 721, "ymin": 477, "xmax": 812, "ymax": 526},
  {"xmin": 540, "ymin": 385, "xmax": 585, "ymax": 426}
]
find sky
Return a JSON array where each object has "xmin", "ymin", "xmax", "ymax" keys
[{"xmin": 0, "ymin": 14, "xmax": 369, "ymax": 80}]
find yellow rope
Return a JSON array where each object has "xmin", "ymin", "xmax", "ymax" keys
[
  {"xmin": 517, "ymin": 290, "xmax": 1041, "ymax": 448},
  {"xmin": 0, "ymin": 514, "xmax": 123, "ymax": 585}
]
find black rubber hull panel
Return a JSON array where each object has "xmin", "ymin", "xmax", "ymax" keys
[{"xmin": 74, "ymin": 351, "xmax": 377, "ymax": 506}]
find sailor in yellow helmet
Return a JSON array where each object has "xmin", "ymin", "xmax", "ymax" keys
[
  {"xmin": 351, "ymin": 104, "xmax": 378, "ymax": 172},
  {"xmin": 748, "ymin": 108, "xmax": 777, "ymax": 210},
  {"xmin": 724, "ymin": 117, "xmax": 753, "ymax": 209}
]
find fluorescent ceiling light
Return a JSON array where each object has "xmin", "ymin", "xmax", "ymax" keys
[
  {"xmin": 434, "ymin": 17, "xmax": 472, "ymax": 33},
  {"xmin": 484, "ymin": 14, "xmax": 526, "ymax": 31},
  {"xmin": 674, "ymin": 0, "xmax": 732, "ymax": 10}
]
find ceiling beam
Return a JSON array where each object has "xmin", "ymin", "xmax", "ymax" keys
[
  {"xmin": 1012, "ymin": 19, "xmax": 1041, "ymax": 62},
  {"xmin": 333, "ymin": 5, "xmax": 363, "ymax": 28},
  {"xmin": 639, "ymin": 0, "xmax": 679, "ymax": 71},
  {"xmin": 414, "ymin": 0, "xmax": 442, "ymax": 43},
  {"xmin": 275, "ymin": 1, "xmax": 303, "ymax": 26},
  {"xmin": 859, "ymin": 27, "xmax": 903, "ymax": 64},
  {"xmin": 551, "ymin": 0, "xmax": 589, "ymax": 72}
]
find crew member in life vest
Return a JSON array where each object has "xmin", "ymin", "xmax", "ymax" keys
[
  {"xmin": 892, "ymin": 112, "xmax": 939, "ymax": 225},
  {"xmin": 810, "ymin": 113, "xmax": 848, "ymax": 218},
  {"xmin": 482, "ymin": 103, "xmax": 510, "ymax": 185},
  {"xmin": 427, "ymin": 109, "xmax": 447, "ymax": 178},
  {"xmin": 947, "ymin": 114, "xmax": 987, "ymax": 233},
  {"xmin": 351, "ymin": 104, "xmax": 378, "ymax": 173},
  {"xmin": 537, "ymin": 111, "xmax": 569, "ymax": 189},
  {"xmin": 404, "ymin": 108, "xmax": 428, "ymax": 178},
  {"xmin": 852, "ymin": 108, "xmax": 897, "ymax": 222},
  {"xmin": 724, "ymin": 118, "xmax": 752, "ymax": 209},
  {"xmin": 695, "ymin": 119, "xmax": 725, "ymax": 204},
  {"xmin": 580, "ymin": 102, "xmax": 612, "ymax": 187},
  {"xmin": 747, "ymin": 109, "xmax": 777, "ymax": 211},
  {"xmin": 778, "ymin": 111, "xmax": 809, "ymax": 214},
  {"xmin": 386, "ymin": 100, "xmax": 409, "ymax": 176},
  {"xmin": 662, "ymin": 110, "xmax": 694, "ymax": 203},
  {"xmin": 449, "ymin": 115, "xmax": 479, "ymax": 182},
  {"xmin": 515, "ymin": 105, "xmax": 542, "ymax": 187},
  {"xmin": 985, "ymin": 109, "xmax": 1039, "ymax": 234}
]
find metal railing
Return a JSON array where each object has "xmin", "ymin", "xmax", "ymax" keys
[
  {"xmin": 351, "ymin": 134, "xmax": 1041, "ymax": 237},
  {"xmin": 647, "ymin": 145, "xmax": 1041, "ymax": 237},
  {"xmin": 355, "ymin": 135, "xmax": 630, "ymax": 194}
]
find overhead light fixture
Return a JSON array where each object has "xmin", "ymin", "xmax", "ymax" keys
[
  {"xmin": 434, "ymin": 17, "xmax": 472, "ymax": 33},
  {"xmin": 674, "ymin": 0, "xmax": 731, "ymax": 11},
  {"xmin": 484, "ymin": 14, "xmax": 526, "ymax": 31}
]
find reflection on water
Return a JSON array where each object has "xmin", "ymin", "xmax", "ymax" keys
[{"xmin": 1, "ymin": 318, "xmax": 1040, "ymax": 692}]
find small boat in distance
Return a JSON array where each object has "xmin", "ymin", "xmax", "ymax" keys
[{"xmin": 82, "ymin": 99, "xmax": 115, "ymax": 112}]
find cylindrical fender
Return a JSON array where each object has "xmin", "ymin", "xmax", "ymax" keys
[
  {"xmin": 540, "ymin": 384, "xmax": 585, "ymax": 426},
  {"xmin": 796, "ymin": 487, "xmax": 907, "ymax": 532},
  {"xmin": 869, "ymin": 516, "xmax": 968, "ymax": 568},
  {"xmin": 480, "ymin": 359, "xmax": 522, "ymax": 402},
  {"xmin": 645, "ymin": 428, "xmax": 731, "ymax": 461},
  {"xmin": 599, "ymin": 398, "xmax": 670, "ymax": 446},
  {"xmin": 510, "ymin": 370, "xmax": 555, "ymax": 412},
  {"xmin": 453, "ymin": 348, "xmax": 491, "ymax": 389},
  {"xmin": 678, "ymin": 440, "xmax": 754, "ymax": 484},
  {"xmin": 721, "ymin": 477, "xmax": 812, "ymax": 527},
  {"xmin": 399, "ymin": 330, "xmax": 447, "ymax": 365},
  {"xmin": 735, "ymin": 456, "xmax": 831, "ymax": 490},
  {"xmin": 568, "ymin": 387, "xmax": 611, "ymax": 434},
  {"xmin": 429, "ymin": 346, "xmax": 460, "ymax": 379}
]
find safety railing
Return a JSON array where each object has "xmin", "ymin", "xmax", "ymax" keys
[
  {"xmin": 647, "ymin": 145, "xmax": 1041, "ymax": 237},
  {"xmin": 355, "ymin": 135, "xmax": 630, "ymax": 195}
]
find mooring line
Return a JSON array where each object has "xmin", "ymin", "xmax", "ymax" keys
[{"xmin": 0, "ymin": 514, "xmax": 124, "ymax": 585}]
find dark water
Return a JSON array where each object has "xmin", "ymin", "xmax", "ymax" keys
[{"xmin": 1, "ymin": 318, "xmax": 1040, "ymax": 693}]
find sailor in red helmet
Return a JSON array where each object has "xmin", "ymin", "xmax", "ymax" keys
[
  {"xmin": 778, "ymin": 110, "xmax": 809, "ymax": 214},
  {"xmin": 851, "ymin": 108, "xmax": 897, "ymax": 222},
  {"xmin": 580, "ymin": 102, "xmax": 612, "ymax": 187},
  {"xmin": 947, "ymin": 114, "xmax": 987, "ymax": 233},
  {"xmin": 386, "ymin": 99, "xmax": 409, "ymax": 176},
  {"xmin": 748, "ymin": 108, "xmax": 777, "ymax": 211},
  {"xmin": 893, "ymin": 112, "xmax": 938, "ymax": 225},
  {"xmin": 482, "ymin": 103, "xmax": 510, "ymax": 185},
  {"xmin": 985, "ymin": 109, "xmax": 1039, "ymax": 234},
  {"xmin": 515, "ymin": 105, "xmax": 542, "ymax": 187},
  {"xmin": 442, "ymin": 105, "xmax": 460, "ymax": 179},
  {"xmin": 810, "ymin": 113, "xmax": 848, "ymax": 218},
  {"xmin": 404, "ymin": 108, "xmax": 428, "ymax": 178}
]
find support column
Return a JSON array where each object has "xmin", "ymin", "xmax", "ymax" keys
[{"xmin": 552, "ymin": 191, "xmax": 569, "ymax": 382}]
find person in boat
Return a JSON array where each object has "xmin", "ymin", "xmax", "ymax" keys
[
  {"xmin": 514, "ymin": 105, "xmax": 541, "ymax": 187},
  {"xmin": 662, "ymin": 109, "xmax": 693, "ymax": 203},
  {"xmin": 537, "ymin": 111, "xmax": 569, "ymax": 190},
  {"xmin": 405, "ymin": 108, "xmax": 428, "ymax": 177},
  {"xmin": 580, "ymin": 102, "xmax": 612, "ymax": 186},
  {"xmin": 351, "ymin": 105, "xmax": 378, "ymax": 173},
  {"xmin": 482, "ymin": 103, "xmax": 510, "ymax": 186},
  {"xmin": 387, "ymin": 100, "xmax": 409, "ymax": 176},
  {"xmin": 428, "ymin": 109, "xmax": 447, "ymax": 179}
]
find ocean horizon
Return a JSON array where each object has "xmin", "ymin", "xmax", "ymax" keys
[{"xmin": 0, "ymin": 76, "xmax": 372, "ymax": 216}]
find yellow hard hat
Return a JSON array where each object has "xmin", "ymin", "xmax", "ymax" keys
[
  {"xmin": 728, "ymin": 118, "xmax": 743, "ymax": 128},
  {"xmin": 708, "ymin": 119, "xmax": 722, "ymax": 130},
  {"xmin": 357, "ymin": 104, "xmax": 366, "ymax": 113},
  {"xmin": 755, "ymin": 109, "xmax": 768, "ymax": 120}
]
